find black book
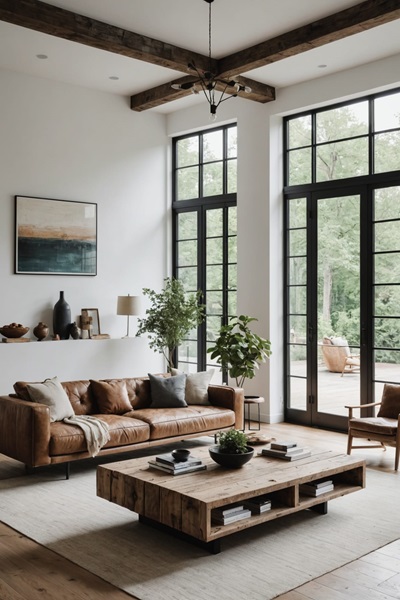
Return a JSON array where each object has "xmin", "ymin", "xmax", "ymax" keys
[
  {"xmin": 299, "ymin": 483, "xmax": 334, "ymax": 496},
  {"xmin": 212, "ymin": 503, "xmax": 245, "ymax": 518}
]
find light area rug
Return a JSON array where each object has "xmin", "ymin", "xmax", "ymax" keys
[{"xmin": 0, "ymin": 461, "xmax": 399, "ymax": 600}]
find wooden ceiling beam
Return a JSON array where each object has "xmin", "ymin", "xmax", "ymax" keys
[
  {"xmin": 219, "ymin": 0, "xmax": 400, "ymax": 77},
  {"xmin": 0, "ymin": 0, "xmax": 216, "ymax": 75}
]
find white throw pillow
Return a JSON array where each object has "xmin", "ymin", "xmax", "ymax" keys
[
  {"xmin": 26, "ymin": 376, "xmax": 74, "ymax": 422},
  {"xmin": 171, "ymin": 369, "xmax": 214, "ymax": 405}
]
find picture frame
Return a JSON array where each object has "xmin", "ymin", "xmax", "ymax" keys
[
  {"xmin": 81, "ymin": 308, "xmax": 100, "ymax": 336},
  {"xmin": 15, "ymin": 195, "xmax": 97, "ymax": 275}
]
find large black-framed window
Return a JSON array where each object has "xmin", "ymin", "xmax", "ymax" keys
[
  {"xmin": 283, "ymin": 87, "xmax": 400, "ymax": 430},
  {"xmin": 172, "ymin": 124, "xmax": 237, "ymax": 378}
]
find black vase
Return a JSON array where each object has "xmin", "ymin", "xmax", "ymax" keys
[{"xmin": 53, "ymin": 291, "xmax": 71, "ymax": 340}]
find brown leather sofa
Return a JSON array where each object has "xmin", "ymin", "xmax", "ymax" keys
[{"xmin": 0, "ymin": 375, "xmax": 243, "ymax": 477}]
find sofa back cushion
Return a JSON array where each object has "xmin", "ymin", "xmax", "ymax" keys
[{"xmin": 90, "ymin": 379, "xmax": 132, "ymax": 414}]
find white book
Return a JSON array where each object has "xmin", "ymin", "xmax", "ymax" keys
[
  {"xmin": 148, "ymin": 461, "xmax": 206, "ymax": 475},
  {"xmin": 212, "ymin": 509, "xmax": 252, "ymax": 525},
  {"xmin": 299, "ymin": 483, "xmax": 334, "ymax": 496}
]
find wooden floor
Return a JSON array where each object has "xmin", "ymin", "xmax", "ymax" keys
[{"xmin": 1, "ymin": 422, "xmax": 399, "ymax": 600}]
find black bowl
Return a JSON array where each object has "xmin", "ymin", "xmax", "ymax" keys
[
  {"xmin": 209, "ymin": 445, "xmax": 254, "ymax": 468},
  {"xmin": 171, "ymin": 448, "xmax": 191, "ymax": 462}
]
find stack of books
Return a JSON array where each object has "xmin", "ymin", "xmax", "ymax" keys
[
  {"xmin": 148, "ymin": 452, "xmax": 206, "ymax": 475},
  {"xmin": 260, "ymin": 441, "xmax": 311, "ymax": 461},
  {"xmin": 211, "ymin": 504, "xmax": 252, "ymax": 525},
  {"xmin": 243, "ymin": 495, "xmax": 272, "ymax": 515},
  {"xmin": 299, "ymin": 479, "xmax": 334, "ymax": 496}
]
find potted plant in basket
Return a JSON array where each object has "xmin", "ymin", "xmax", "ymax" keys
[
  {"xmin": 209, "ymin": 429, "xmax": 254, "ymax": 468},
  {"xmin": 136, "ymin": 277, "xmax": 205, "ymax": 371}
]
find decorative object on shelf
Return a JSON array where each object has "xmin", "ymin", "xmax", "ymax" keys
[
  {"xmin": 53, "ymin": 291, "xmax": 71, "ymax": 340},
  {"xmin": 0, "ymin": 323, "xmax": 30, "ymax": 339},
  {"xmin": 171, "ymin": 0, "xmax": 251, "ymax": 121},
  {"xmin": 81, "ymin": 308, "xmax": 100, "ymax": 337},
  {"xmin": 171, "ymin": 448, "xmax": 191, "ymax": 462},
  {"xmin": 15, "ymin": 196, "xmax": 97, "ymax": 276},
  {"xmin": 209, "ymin": 429, "xmax": 254, "ymax": 468},
  {"xmin": 117, "ymin": 294, "xmax": 141, "ymax": 338},
  {"xmin": 136, "ymin": 277, "xmax": 205, "ymax": 370},
  {"xmin": 69, "ymin": 322, "xmax": 80, "ymax": 340},
  {"xmin": 33, "ymin": 322, "xmax": 49, "ymax": 341}
]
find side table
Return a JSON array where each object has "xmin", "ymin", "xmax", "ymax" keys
[{"xmin": 244, "ymin": 395, "xmax": 264, "ymax": 431}]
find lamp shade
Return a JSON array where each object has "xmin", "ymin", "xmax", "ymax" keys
[{"xmin": 117, "ymin": 295, "xmax": 141, "ymax": 316}]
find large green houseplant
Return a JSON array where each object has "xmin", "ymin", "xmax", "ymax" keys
[
  {"xmin": 136, "ymin": 277, "xmax": 205, "ymax": 371},
  {"xmin": 207, "ymin": 315, "xmax": 272, "ymax": 388}
]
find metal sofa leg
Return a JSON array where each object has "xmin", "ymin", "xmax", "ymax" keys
[{"xmin": 65, "ymin": 462, "xmax": 70, "ymax": 480}]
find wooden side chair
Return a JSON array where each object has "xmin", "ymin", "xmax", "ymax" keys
[
  {"xmin": 346, "ymin": 383, "xmax": 400, "ymax": 470},
  {"xmin": 321, "ymin": 336, "xmax": 360, "ymax": 376}
]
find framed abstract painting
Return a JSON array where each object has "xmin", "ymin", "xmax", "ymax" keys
[{"xmin": 15, "ymin": 196, "xmax": 97, "ymax": 275}]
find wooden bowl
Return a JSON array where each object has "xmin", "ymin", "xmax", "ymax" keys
[{"xmin": 0, "ymin": 325, "xmax": 30, "ymax": 338}]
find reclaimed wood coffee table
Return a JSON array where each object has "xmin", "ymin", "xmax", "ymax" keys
[{"xmin": 97, "ymin": 447, "xmax": 366, "ymax": 553}]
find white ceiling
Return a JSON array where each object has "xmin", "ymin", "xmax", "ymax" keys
[{"xmin": 1, "ymin": 0, "xmax": 400, "ymax": 114}]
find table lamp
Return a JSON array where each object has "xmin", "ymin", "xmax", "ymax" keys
[{"xmin": 117, "ymin": 294, "xmax": 141, "ymax": 338}]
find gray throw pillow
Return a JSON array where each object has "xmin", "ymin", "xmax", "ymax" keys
[
  {"xmin": 26, "ymin": 376, "xmax": 75, "ymax": 422},
  {"xmin": 148, "ymin": 373, "xmax": 187, "ymax": 408},
  {"xmin": 171, "ymin": 368, "xmax": 213, "ymax": 405}
]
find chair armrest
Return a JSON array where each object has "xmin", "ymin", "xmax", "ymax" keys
[
  {"xmin": 344, "ymin": 401, "xmax": 381, "ymax": 419},
  {"xmin": 0, "ymin": 395, "xmax": 51, "ymax": 467},
  {"xmin": 208, "ymin": 385, "xmax": 244, "ymax": 430}
]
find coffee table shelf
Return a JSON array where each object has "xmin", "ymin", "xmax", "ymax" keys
[{"xmin": 97, "ymin": 448, "xmax": 365, "ymax": 553}]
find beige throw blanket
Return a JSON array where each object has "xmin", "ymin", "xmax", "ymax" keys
[{"xmin": 63, "ymin": 415, "xmax": 110, "ymax": 457}]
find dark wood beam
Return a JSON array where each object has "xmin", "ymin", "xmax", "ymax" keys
[
  {"xmin": 130, "ymin": 75, "xmax": 275, "ymax": 112},
  {"xmin": 0, "ymin": 0, "xmax": 216, "ymax": 75},
  {"xmin": 219, "ymin": 0, "xmax": 400, "ymax": 77}
]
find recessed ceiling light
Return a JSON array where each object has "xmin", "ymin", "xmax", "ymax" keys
[
  {"xmin": 36, "ymin": 54, "xmax": 48, "ymax": 59},
  {"xmin": 109, "ymin": 76, "xmax": 119, "ymax": 80},
  {"xmin": 318, "ymin": 64, "xmax": 327, "ymax": 69}
]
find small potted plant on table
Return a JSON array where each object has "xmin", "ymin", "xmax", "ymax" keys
[{"xmin": 209, "ymin": 429, "xmax": 254, "ymax": 468}]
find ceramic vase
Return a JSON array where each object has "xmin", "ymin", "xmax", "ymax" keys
[
  {"xmin": 53, "ymin": 291, "xmax": 71, "ymax": 340},
  {"xmin": 33, "ymin": 322, "xmax": 49, "ymax": 341}
]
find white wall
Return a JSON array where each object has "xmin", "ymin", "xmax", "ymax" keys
[
  {"xmin": 167, "ymin": 52, "xmax": 400, "ymax": 423},
  {"xmin": 0, "ymin": 69, "xmax": 168, "ymax": 392}
]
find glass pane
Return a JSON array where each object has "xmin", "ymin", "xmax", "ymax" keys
[
  {"xmin": 316, "ymin": 102, "xmax": 368, "ymax": 143},
  {"xmin": 374, "ymin": 131, "xmax": 400, "ymax": 173},
  {"xmin": 288, "ymin": 148, "xmax": 311, "ymax": 185},
  {"xmin": 178, "ymin": 340, "xmax": 197, "ymax": 362},
  {"xmin": 227, "ymin": 159, "xmax": 237, "ymax": 193},
  {"xmin": 289, "ymin": 285, "xmax": 306, "ymax": 314},
  {"xmin": 289, "ymin": 345, "xmax": 306, "ymax": 376},
  {"xmin": 375, "ymin": 187, "xmax": 400, "ymax": 221},
  {"xmin": 374, "ymin": 253, "xmax": 400, "ymax": 284},
  {"xmin": 177, "ymin": 212, "xmax": 197, "ymax": 240},
  {"xmin": 203, "ymin": 130, "xmax": 223, "ymax": 162},
  {"xmin": 374, "ymin": 92, "xmax": 400, "ymax": 131},
  {"xmin": 316, "ymin": 138, "xmax": 368, "ymax": 181},
  {"xmin": 206, "ymin": 316, "xmax": 223, "ymax": 342},
  {"xmin": 177, "ymin": 266, "xmax": 197, "ymax": 291},
  {"xmin": 289, "ymin": 316, "xmax": 307, "ymax": 343},
  {"xmin": 374, "ymin": 285, "xmax": 400, "ymax": 317},
  {"xmin": 227, "ymin": 127, "xmax": 237, "ymax": 158},
  {"xmin": 375, "ymin": 350, "xmax": 400, "ymax": 384},
  {"xmin": 289, "ymin": 228, "xmax": 306, "ymax": 257},
  {"xmin": 288, "ymin": 115, "xmax": 311, "ymax": 149},
  {"xmin": 176, "ymin": 136, "xmax": 199, "ymax": 167},
  {"xmin": 177, "ymin": 362, "xmax": 199, "ymax": 374},
  {"xmin": 228, "ymin": 263, "xmax": 237, "ymax": 288},
  {"xmin": 207, "ymin": 209, "xmax": 222, "ymax": 237},
  {"xmin": 228, "ymin": 206, "xmax": 237, "ymax": 235},
  {"xmin": 375, "ymin": 221, "xmax": 400, "ymax": 252},
  {"xmin": 374, "ymin": 318, "xmax": 400, "ymax": 349},
  {"xmin": 289, "ymin": 197, "xmax": 307, "ymax": 228},
  {"xmin": 177, "ymin": 166, "xmax": 199, "ymax": 200},
  {"xmin": 207, "ymin": 237, "xmax": 222, "ymax": 264},
  {"xmin": 207, "ymin": 265, "xmax": 222, "ymax": 290},
  {"xmin": 177, "ymin": 240, "xmax": 197, "ymax": 267},
  {"xmin": 203, "ymin": 162, "xmax": 223, "ymax": 196},
  {"xmin": 288, "ymin": 376, "xmax": 307, "ymax": 410},
  {"xmin": 289, "ymin": 256, "xmax": 306, "ymax": 285},
  {"xmin": 228, "ymin": 236, "xmax": 237, "ymax": 263},
  {"xmin": 228, "ymin": 291, "xmax": 237, "ymax": 316},
  {"xmin": 207, "ymin": 291, "xmax": 223, "ymax": 315}
]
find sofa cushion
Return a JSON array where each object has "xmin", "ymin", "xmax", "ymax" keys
[
  {"xmin": 26, "ymin": 377, "xmax": 75, "ymax": 422},
  {"xmin": 49, "ymin": 414, "xmax": 150, "ymax": 456},
  {"xmin": 148, "ymin": 373, "xmax": 187, "ymax": 408},
  {"xmin": 133, "ymin": 405, "xmax": 235, "ymax": 440},
  {"xmin": 377, "ymin": 383, "xmax": 400, "ymax": 419},
  {"xmin": 90, "ymin": 379, "xmax": 132, "ymax": 414},
  {"xmin": 171, "ymin": 369, "xmax": 213, "ymax": 405}
]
